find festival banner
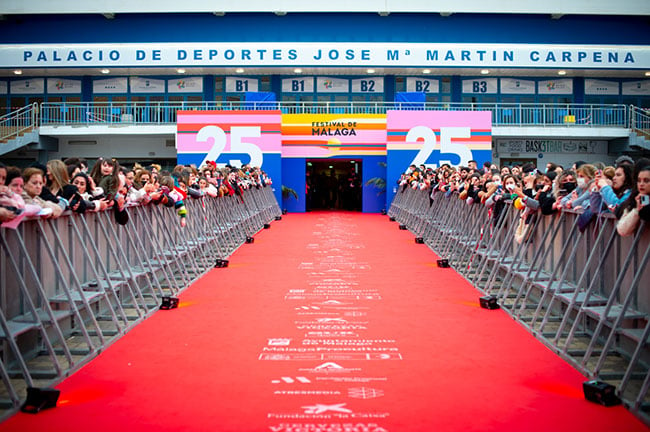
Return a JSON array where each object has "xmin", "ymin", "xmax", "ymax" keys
[
  {"xmin": 130, "ymin": 77, "xmax": 165, "ymax": 93},
  {"xmin": 46, "ymin": 78, "xmax": 82, "ymax": 94},
  {"xmin": 167, "ymin": 76, "xmax": 203, "ymax": 93},
  {"xmin": 176, "ymin": 110, "xmax": 283, "ymax": 202},
  {"xmin": 500, "ymin": 78, "xmax": 536, "ymax": 94},
  {"xmin": 316, "ymin": 77, "xmax": 349, "ymax": 93},
  {"xmin": 622, "ymin": 80, "xmax": 650, "ymax": 95},
  {"xmin": 386, "ymin": 110, "xmax": 492, "ymax": 208},
  {"xmin": 281, "ymin": 113, "xmax": 387, "ymax": 158},
  {"xmin": 93, "ymin": 77, "xmax": 128, "ymax": 93},
  {"xmin": 538, "ymin": 78, "xmax": 573, "ymax": 94},
  {"xmin": 585, "ymin": 79, "xmax": 620, "ymax": 95},
  {"xmin": 10, "ymin": 78, "xmax": 45, "ymax": 94}
]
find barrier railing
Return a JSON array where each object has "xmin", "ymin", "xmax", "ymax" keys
[
  {"xmin": 0, "ymin": 186, "xmax": 281, "ymax": 416},
  {"xmin": 389, "ymin": 187, "xmax": 650, "ymax": 423},
  {"xmin": 39, "ymin": 101, "xmax": 629, "ymax": 128},
  {"xmin": 631, "ymin": 105, "xmax": 650, "ymax": 139},
  {"xmin": 0, "ymin": 103, "xmax": 39, "ymax": 142}
]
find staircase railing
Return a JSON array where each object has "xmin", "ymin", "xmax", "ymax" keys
[
  {"xmin": 0, "ymin": 103, "xmax": 39, "ymax": 142},
  {"xmin": 630, "ymin": 105, "xmax": 650, "ymax": 139}
]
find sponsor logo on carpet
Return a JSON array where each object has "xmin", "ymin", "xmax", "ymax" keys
[
  {"xmin": 302, "ymin": 403, "xmax": 352, "ymax": 414},
  {"xmin": 268, "ymin": 338, "xmax": 292, "ymax": 346},
  {"xmin": 271, "ymin": 376, "xmax": 311, "ymax": 384},
  {"xmin": 268, "ymin": 423, "xmax": 388, "ymax": 432},
  {"xmin": 299, "ymin": 362, "xmax": 361, "ymax": 374},
  {"xmin": 348, "ymin": 387, "xmax": 385, "ymax": 399}
]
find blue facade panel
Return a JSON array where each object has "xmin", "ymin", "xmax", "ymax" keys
[{"xmin": 1, "ymin": 13, "xmax": 649, "ymax": 45}]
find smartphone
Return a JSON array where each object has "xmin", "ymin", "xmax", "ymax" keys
[{"xmin": 641, "ymin": 195, "xmax": 650, "ymax": 206}]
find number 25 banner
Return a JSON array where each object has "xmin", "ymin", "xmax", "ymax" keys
[
  {"xmin": 386, "ymin": 110, "xmax": 492, "ymax": 206},
  {"xmin": 176, "ymin": 110, "xmax": 282, "ymax": 203}
]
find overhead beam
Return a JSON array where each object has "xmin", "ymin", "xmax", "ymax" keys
[{"xmin": 0, "ymin": 0, "xmax": 649, "ymax": 16}]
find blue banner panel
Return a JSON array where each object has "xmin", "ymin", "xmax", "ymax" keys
[{"xmin": 281, "ymin": 158, "xmax": 306, "ymax": 213}]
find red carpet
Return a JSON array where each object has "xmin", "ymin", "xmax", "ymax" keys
[{"xmin": 1, "ymin": 212, "xmax": 646, "ymax": 432}]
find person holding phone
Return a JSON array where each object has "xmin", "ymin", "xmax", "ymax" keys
[
  {"xmin": 616, "ymin": 162, "xmax": 650, "ymax": 236},
  {"xmin": 597, "ymin": 164, "xmax": 633, "ymax": 213}
]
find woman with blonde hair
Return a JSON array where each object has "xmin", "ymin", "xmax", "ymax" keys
[
  {"xmin": 22, "ymin": 167, "xmax": 63, "ymax": 218},
  {"xmin": 561, "ymin": 163, "xmax": 597, "ymax": 210}
]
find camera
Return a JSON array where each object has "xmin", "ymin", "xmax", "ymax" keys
[
  {"xmin": 1, "ymin": 205, "xmax": 24, "ymax": 215},
  {"xmin": 68, "ymin": 193, "xmax": 82, "ymax": 209}
]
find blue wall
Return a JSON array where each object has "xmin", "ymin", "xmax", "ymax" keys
[
  {"xmin": 1, "ymin": 13, "xmax": 649, "ymax": 45},
  {"xmin": 362, "ymin": 156, "xmax": 387, "ymax": 213},
  {"xmin": 281, "ymin": 158, "xmax": 306, "ymax": 212}
]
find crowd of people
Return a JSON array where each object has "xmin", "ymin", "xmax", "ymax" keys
[
  {"xmin": 0, "ymin": 158, "xmax": 274, "ymax": 228},
  {"xmin": 396, "ymin": 156, "xmax": 650, "ymax": 239}
]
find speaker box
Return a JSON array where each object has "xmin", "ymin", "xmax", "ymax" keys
[
  {"xmin": 415, "ymin": 237, "xmax": 424, "ymax": 244},
  {"xmin": 437, "ymin": 259, "xmax": 450, "ymax": 268},
  {"xmin": 160, "ymin": 296, "xmax": 179, "ymax": 310},
  {"xmin": 583, "ymin": 380, "xmax": 621, "ymax": 406},
  {"xmin": 479, "ymin": 295, "xmax": 499, "ymax": 309},
  {"xmin": 264, "ymin": 223, "xmax": 271, "ymax": 229},
  {"xmin": 246, "ymin": 236, "xmax": 255, "ymax": 244},
  {"xmin": 399, "ymin": 224, "xmax": 407, "ymax": 230},
  {"xmin": 21, "ymin": 387, "xmax": 60, "ymax": 414},
  {"xmin": 215, "ymin": 259, "xmax": 229, "ymax": 268}
]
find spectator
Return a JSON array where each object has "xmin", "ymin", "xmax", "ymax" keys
[
  {"xmin": 90, "ymin": 157, "xmax": 120, "ymax": 200},
  {"xmin": 0, "ymin": 162, "xmax": 7, "ymax": 186},
  {"xmin": 615, "ymin": 155, "xmax": 634, "ymax": 168},
  {"xmin": 617, "ymin": 163, "xmax": 650, "ymax": 236},
  {"xmin": 2, "ymin": 166, "xmax": 41, "ymax": 218},
  {"xmin": 21, "ymin": 167, "xmax": 63, "ymax": 218},
  {"xmin": 71, "ymin": 172, "xmax": 110, "ymax": 212},
  {"xmin": 537, "ymin": 171, "xmax": 557, "ymax": 215},
  {"xmin": 44, "ymin": 159, "xmax": 87, "ymax": 213},
  {"xmin": 595, "ymin": 164, "xmax": 633, "ymax": 214},
  {"xmin": 134, "ymin": 169, "xmax": 152, "ymax": 189},
  {"xmin": 562, "ymin": 164, "xmax": 596, "ymax": 210}
]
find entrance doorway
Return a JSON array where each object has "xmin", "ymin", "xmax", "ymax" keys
[{"xmin": 306, "ymin": 159, "xmax": 362, "ymax": 211}]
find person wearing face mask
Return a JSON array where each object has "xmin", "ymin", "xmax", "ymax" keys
[
  {"xmin": 561, "ymin": 164, "xmax": 597, "ymax": 210},
  {"xmin": 537, "ymin": 171, "xmax": 558, "ymax": 215}
]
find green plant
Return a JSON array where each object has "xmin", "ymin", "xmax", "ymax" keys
[{"xmin": 282, "ymin": 185, "xmax": 299, "ymax": 200}]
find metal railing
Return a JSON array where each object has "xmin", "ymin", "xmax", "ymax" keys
[
  {"xmin": 0, "ymin": 186, "xmax": 281, "ymax": 418},
  {"xmin": 631, "ymin": 105, "xmax": 650, "ymax": 139},
  {"xmin": 39, "ymin": 101, "xmax": 629, "ymax": 128},
  {"xmin": 389, "ymin": 187, "xmax": 650, "ymax": 424},
  {"xmin": 0, "ymin": 103, "xmax": 39, "ymax": 142}
]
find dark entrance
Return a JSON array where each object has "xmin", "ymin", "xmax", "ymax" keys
[{"xmin": 306, "ymin": 159, "xmax": 362, "ymax": 211}]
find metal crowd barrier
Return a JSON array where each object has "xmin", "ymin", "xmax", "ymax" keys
[
  {"xmin": 0, "ymin": 185, "xmax": 281, "ymax": 416},
  {"xmin": 389, "ymin": 187, "xmax": 650, "ymax": 423}
]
